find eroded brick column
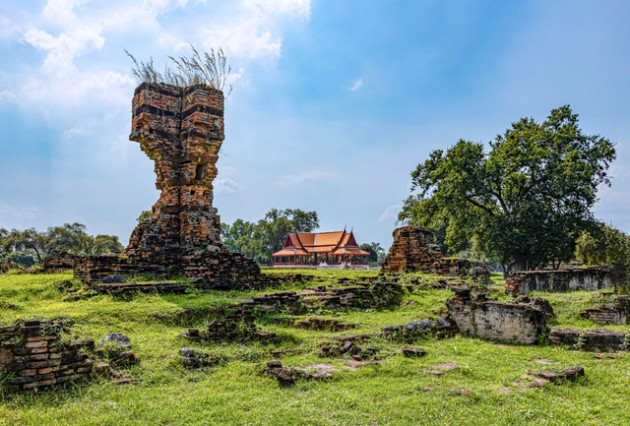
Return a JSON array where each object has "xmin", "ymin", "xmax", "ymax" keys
[{"xmin": 126, "ymin": 83, "xmax": 225, "ymax": 264}]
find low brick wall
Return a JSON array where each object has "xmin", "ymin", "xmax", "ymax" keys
[
  {"xmin": 505, "ymin": 268, "xmax": 613, "ymax": 295},
  {"xmin": 0, "ymin": 319, "xmax": 98, "ymax": 392},
  {"xmin": 42, "ymin": 254, "xmax": 79, "ymax": 273},
  {"xmin": 446, "ymin": 288, "xmax": 551, "ymax": 344}
]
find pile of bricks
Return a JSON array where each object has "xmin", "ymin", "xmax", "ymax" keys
[
  {"xmin": 382, "ymin": 226, "xmax": 470, "ymax": 275},
  {"xmin": 381, "ymin": 317, "xmax": 457, "ymax": 342},
  {"xmin": 293, "ymin": 318, "xmax": 356, "ymax": 331},
  {"xmin": 0, "ymin": 319, "xmax": 103, "ymax": 392},
  {"xmin": 251, "ymin": 281, "xmax": 405, "ymax": 314},
  {"xmin": 184, "ymin": 306, "xmax": 276, "ymax": 343},
  {"xmin": 579, "ymin": 297, "xmax": 630, "ymax": 325}
]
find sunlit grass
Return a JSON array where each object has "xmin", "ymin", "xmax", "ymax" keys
[{"xmin": 1, "ymin": 270, "xmax": 629, "ymax": 425}]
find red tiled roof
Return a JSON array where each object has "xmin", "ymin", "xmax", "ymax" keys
[{"xmin": 272, "ymin": 230, "xmax": 368, "ymax": 257}]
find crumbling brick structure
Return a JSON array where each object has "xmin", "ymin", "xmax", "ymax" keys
[
  {"xmin": 579, "ymin": 296, "xmax": 630, "ymax": 325},
  {"xmin": 505, "ymin": 267, "xmax": 614, "ymax": 296},
  {"xmin": 446, "ymin": 288, "xmax": 551, "ymax": 344},
  {"xmin": 382, "ymin": 226, "xmax": 470, "ymax": 275},
  {"xmin": 549, "ymin": 328, "xmax": 630, "ymax": 352},
  {"xmin": 42, "ymin": 254, "xmax": 79, "ymax": 273},
  {"xmin": 0, "ymin": 319, "xmax": 98, "ymax": 392},
  {"xmin": 74, "ymin": 83, "xmax": 260, "ymax": 289}
]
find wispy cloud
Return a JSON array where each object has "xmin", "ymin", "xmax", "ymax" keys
[
  {"xmin": 379, "ymin": 204, "xmax": 400, "ymax": 222},
  {"xmin": 348, "ymin": 78, "xmax": 363, "ymax": 91},
  {"xmin": 281, "ymin": 170, "xmax": 340, "ymax": 185},
  {"xmin": 215, "ymin": 177, "xmax": 243, "ymax": 194}
]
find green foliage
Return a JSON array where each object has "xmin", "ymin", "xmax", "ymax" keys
[
  {"xmin": 0, "ymin": 223, "xmax": 124, "ymax": 267},
  {"xmin": 575, "ymin": 225, "xmax": 630, "ymax": 286},
  {"xmin": 359, "ymin": 242, "xmax": 386, "ymax": 265},
  {"xmin": 222, "ymin": 208, "xmax": 319, "ymax": 265},
  {"xmin": 137, "ymin": 210, "xmax": 152, "ymax": 223},
  {"xmin": 400, "ymin": 105, "xmax": 616, "ymax": 272}
]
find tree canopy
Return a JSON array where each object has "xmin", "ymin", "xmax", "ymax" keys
[
  {"xmin": 399, "ymin": 105, "xmax": 616, "ymax": 271},
  {"xmin": 221, "ymin": 208, "xmax": 319, "ymax": 265},
  {"xmin": 0, "ymin": 223, "xmax": 124, "ymax": 267}
]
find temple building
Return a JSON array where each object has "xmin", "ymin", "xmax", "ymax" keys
[{"xmin": 272, "ymin": 230, "xmax": 370, "ymax": 268}]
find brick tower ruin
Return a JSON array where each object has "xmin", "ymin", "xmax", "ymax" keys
[
  {"xmin": 74, "ymin": 83, "xmax": 260, "ymax": 289},
  {"xmin": 126, "ymin": 83, "xmax": 224, "ymax": 262},
  {"xmin": 382, "ymin": 226, "xmax": 470, "ymax": 275}
]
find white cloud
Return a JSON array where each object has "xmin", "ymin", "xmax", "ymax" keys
[
  {"xmin": 62, "ymin": 126, "xmax": 84, "ymax": 140},
  {"xmin": 245, "ymin": 0, "xmax": 310, "ymax": 19},
  {"xmin": 0, "ymin": 90, "xmax": 16, "ymax": 102},
  {"xmin": 215, "ymin": 177, "xmax": 243, "ymax": 194},
  {"xmin": 379, "ymin": 204, "xmax": 400, "ymax": 222},
  {"xmin": 348, "ymin": 78, "xmax": 363, "ymax": 91},
  {"xmin": 282, "ymin": 170, "xmax": 340, "ymax": 185}
]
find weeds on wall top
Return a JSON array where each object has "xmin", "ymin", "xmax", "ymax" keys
[{"xmin": 125, "ymin": 45, "xmax": 233, "ymax": 95}]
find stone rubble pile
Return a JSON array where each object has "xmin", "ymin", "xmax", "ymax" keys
[
  {"xmin": 381, "ymin": 317, "xmax": 457, "ymax": 342},
  {"xmin": 446, "ymin": 287, "xmax": 552, "ymax": 344},
  {"xmin": 579, "ymin": 296, "xmax": 630, "ymax": 325},
  {"xmin": 184, "ymin": 305, "xmax": 276, "ymax": 344},
  {"xmin": 179, "ymin": 348, "xmax": 224, "ymax": 368}
]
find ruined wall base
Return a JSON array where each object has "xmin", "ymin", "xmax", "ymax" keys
[
  {"xmin": 74, "ymin": 250, "xmax": 262, "ymax": 291},
  {"xmin": 446, "ymin": 288, "xmax": 551, "ymax": 344},
  {"xmin": 549, "ymin": 327, "xmax": 630, "ymax": 352},
  {"xmin": 505, "ymin": 268, "xmax": 614, "ymax": 296}
]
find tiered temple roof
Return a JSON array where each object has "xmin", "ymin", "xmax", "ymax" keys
[{"xmin": 272, "ymin": 230, "xmax": 369, "ymax": 258}]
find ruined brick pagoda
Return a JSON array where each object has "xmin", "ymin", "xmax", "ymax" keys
[
  {"xmin": 74, "ymin": 83, "xmax": 260, "ymax": 288},
  {"xmin": 382, "ymin": 226, "xmax": 470, "ymax": 275}
]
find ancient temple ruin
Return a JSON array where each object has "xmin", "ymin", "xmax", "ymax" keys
[
  {"xmin": 381, "ymin": 226, "xmax": 470, "ymax": 275},
  {"xmin": 74, "ymin": 83, "xmax": 260, "ymax": 289}
]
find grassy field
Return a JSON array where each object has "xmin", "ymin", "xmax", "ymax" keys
[{"xmin": 1, "ymin": 269, "xmax": 629, "ymax": 425}]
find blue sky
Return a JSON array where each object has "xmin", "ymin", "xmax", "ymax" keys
[{"xmin": 1, "ymin": 0, "xmax": 629, "ymax": 249}]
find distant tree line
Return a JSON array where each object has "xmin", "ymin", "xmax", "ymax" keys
[
  {"xmin": 221, "ymin": 208, "xmax": 319, "ymax": 265},
  {"xmin": 0, "ymin": 223, "xmax": 124, "ymax": 268}
]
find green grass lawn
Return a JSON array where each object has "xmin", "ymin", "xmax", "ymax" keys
[{"xmin": 1, "ymin": 270, "xmax": 629, "ymax": 425}]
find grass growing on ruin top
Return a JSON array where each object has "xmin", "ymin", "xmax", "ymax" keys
[{"xmin": 2, "ymin": 270, "xmax": 630, "ymax": 425}]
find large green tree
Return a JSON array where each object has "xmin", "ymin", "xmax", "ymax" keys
[
  {"xmin": 399, "ymin": 106, "xmax": 615, "ymax": 272},
  {"xmin": 222, "ymin": 208, "xmax": 319, "ymax": 265}
]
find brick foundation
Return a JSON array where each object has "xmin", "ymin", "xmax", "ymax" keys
[{"xmin": 0, "ymin": 319, "xmax": 98, "ymax": 392}]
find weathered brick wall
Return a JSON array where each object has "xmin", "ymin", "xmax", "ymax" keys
[
  {"xmin": 0, "ymin": 320, "xmax": 97, "ymax": 392},
  {"xmin": 446, "ymin": 288, "xmax": 550, "ymax": 344},
  {"xmin": 549, "ymin": 328, "xmax": 630, "ymax": 352},
  {"xmin": 42, "ymin": 254, "xmax": 79, "ymax": 273},
  {"xmin": 505, "ymin": 268, "xmax": 614, "ymax": 295}
]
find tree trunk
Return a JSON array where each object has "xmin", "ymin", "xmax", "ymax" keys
[{"xmin": 513, "ymin": 252, "xmax": 528, "ymax": 271}]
